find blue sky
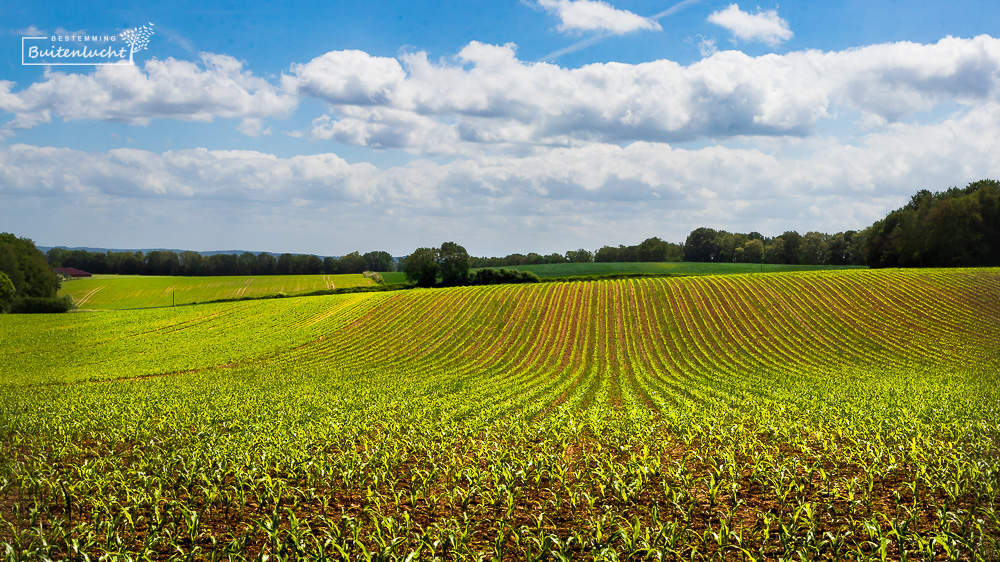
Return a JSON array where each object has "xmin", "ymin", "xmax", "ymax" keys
[{"xmin": 3, "ymin": 1, "xmax": 1000, "ymax": 255}]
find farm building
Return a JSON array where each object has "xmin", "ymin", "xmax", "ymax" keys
[{"xmin": 54, "ymin": 267, "xmax": 92, "ymax": 278}]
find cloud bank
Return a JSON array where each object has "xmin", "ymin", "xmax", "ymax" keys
[
  {"xmin": 4, "ymin": 98, "xmax": 1000, "ymax": 252},
  {"xmin": 283, "ymin": 35, "xmax": 1000, "ymax": 153}
]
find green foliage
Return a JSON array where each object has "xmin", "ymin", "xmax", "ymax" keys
[
  {"xmin": 0, "ymin": 272, "xmax": 14, "ymax": 312},
  {"xmin": 482, "ymin": 260, "xmax": 863, "ymax": 279},
  {"xmin": 49, "ymin": 247, "xmax": 395, "ymax": 276},
  {"xmin": 683, "ymin": 227, "xmax": 719, "ymax": 261},
  {"xmin": 565, "ymin": 248, "xmax": 593, "ymax": 262},
  {"xmin": 438, "ymin": 241, "xmax": 470, "ymax": 285},
  {"xmin": 363, "ymin": 250, "xmax": 395, "ymax": 272},
  {"xmin": 0, "ymin": 233, "xmax": 58, "ymax": 298},
  {"xmin": 0, "ymin": 269, "xmax": 997, "ymax": 558},
  {"xmin": 336, "ymin": 251, "xmax": 368, "ymax": 274},
  {"xmin": 743, "ymin": 238, "xmax": 765, "ymax": 263},
  {"xmin": 8, "ymin": 294, "xmax": 75, "ymax": 313},
  {"xmin": 469, "ymin": 268, "xmax": 540, "ymax": 285},
  {"xmin": 865, "ymin": 179, "xmax": 1000, "ymax": 267},
  {"xmin": 403, "ymin": 247, "xmax": 441, "ymax": 287}
]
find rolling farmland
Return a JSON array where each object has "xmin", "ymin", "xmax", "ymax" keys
[
  {"xmin": 58, "ymin": 274, "xmax": 374, "ymax": 310},
  {"xmin": 2, "ymin": 268, "xmax": 999, "ymax": 560}
]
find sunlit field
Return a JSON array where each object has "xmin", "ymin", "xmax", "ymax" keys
[
  {"xmin": 2, "ymin": 268, "xmax": 998, "ymax": 560},
  {"xmin": 57, "ymin": 274, "xmax": 374, "ymax": 310}
]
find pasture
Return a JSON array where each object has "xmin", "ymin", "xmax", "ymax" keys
[{"xmin": 2, "ymin": 268, "xmax": 998, "ymax": 560}]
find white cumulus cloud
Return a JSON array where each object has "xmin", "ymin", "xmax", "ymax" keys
[
  {"xmin": 537, "ymin": 0, "xmax": 661, "ymax": 34},
  {"xmin": 0, "ymin": 53, "xmax": 295, "ymax": 134},
  {"xmin": 707, "ymin": 4, "xmax": 793, "ymax": 46}
]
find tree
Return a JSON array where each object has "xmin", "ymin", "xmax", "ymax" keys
[
  {"xmin": 298, "ymin": 254, "xmax": 323, "ymax": 274},
  {"xmin": 208, "ymin": 253, "xmax": 238, "ymax": 276},
  {"xmin": 0, "ymin": 272, "xmax": 15, "ymax": 311},
  {"xmin": 46, "ymin": 248, "xmax": 68, "ymax": 268},
  {"xmin": 337, "ymin": 252, "xmax": 367, "ymax": 274},
  {"xmin": 404, "ymin": 247, "xmax": 439, "ymax": 287},
  {"xmin": 683, "ymin": 227, "xmax": 719, "ymax": 262},
  {"xmin": 276, "ymin": 253, "xmax": 295, "ymax": 275},
  {"xmin": 179, "ymin": 251, "xmax": 205, "ymax": 275},
  {"xmin": 237, "ymin": 252, "xmax": 256, "ymax": 275},
  {"xmin": 565, "ymin": 249, "xmax": 593, "ymax": 263},
  {"xmin": 363, "ymin": 251, "xmax": 395, "ymax": 272},
  {"xmin": 322, "ymin": 256, "xmax": 340, "ymax": 274},
  {"xmin": 743, "ymin": 239, "xmax": 765, "ymax": 263},
  {"xmin": 145, "ymin": 250, "xmax": 179, "ymax": 275},
  {"xmin": 780, "ymin": 231, "xmax": 802, "ymax": 264},
  {"xmin": 438, "ymin": 242, "xmax": 470, "ymax": 285},
  {"xmin": 0, "ymin": 233, "xmax": 58, "ymax": 298},
  {"xmin": 713, "ymin": 231, "xmax": 740, "ymax": 263},
  {"xmin": 594, "ymin": 246, "xmax": 621, "ymax": 262},
  {"xmin": 108, "ymin": 251, "xmax": 144, "ymax": 275},
  {"xmin": 764, "ymin": 238, "xmax": 785, "ymax": 264},
  {"xmin": 255, "ymin": 253, "xmax": 277, "ymax": 275},
  {"xmin": 798, "ymin": 232, "xmax": 829, "ymax": 265},
  {"xmin": 638, "ymin": 237, "xmax": 671, "ymax": 262}
]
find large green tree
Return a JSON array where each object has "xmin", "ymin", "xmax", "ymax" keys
[
  {"xmin": 0, "ymin": 233, "xmax": 58, "ymax": 298},
  {"xmin": 565, "ymin": 248, "xmax": 593, "ymax": 263},
  {"xmin": 683, "ymin": 227, "xmax": 719, "ymax": 262},
  {"xmin": 743, "ymin": 239, "xmax": 765, "ymax": 263},
  {"xmin": 438, "ymin": 242, "xmax": 471, "ymax": 285},
  {"xmin": 363, "ymin": 251, "xmax": 395, "ymax": 272},
  {"xmin": 403, "ymin": 247, "xmax": 440, "ymax": 287},
  {"xmin": 798, "ymin": 232, "xmax": 829, "ymax": 265},
  {"xmin": 337, "ymin": 252, "xmax": 368, "ymax": 274}
]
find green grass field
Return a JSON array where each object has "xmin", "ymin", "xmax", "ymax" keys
[
  {"xmin": 378, "ymin": 271, "xmax": 410, "ymax": 284},
  {"xmin": 2, "ymin": 268, "xmax": 998, "ymax": 560},
  {"xmin": 57, "ymin": 274, "xmax": 374, "ymax": 310}
]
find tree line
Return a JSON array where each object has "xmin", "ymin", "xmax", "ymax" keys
[
  {"xmin": 469, "ymin": 237, "xmax": 683, "ymax": 268},
  {"xmin": 682, "ymin": 228, "xmax": 864, "ymax": 265},
  {"xmin": 413, "ymin": 179, "xmax": 998, "ymax": 275},
  {"xmin": 865, "ymin": 179, "xmax": 1000, "ymax": 267},
  {"xmin": 45, "ymin": 248, "xmax": 397, "ymax": 276},
  {"xmin": 681, "ymin": 179, "xmax": 1000, "ymax": 267}
]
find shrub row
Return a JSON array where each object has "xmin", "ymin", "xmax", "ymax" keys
[{"xmin": 8, "ymin": 295, "xmax": 75, "ymax": 313}]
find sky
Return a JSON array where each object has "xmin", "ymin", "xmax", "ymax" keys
[{"xmin": 3, "ymin": 1, "xmax": 1000, "ymax": 256}]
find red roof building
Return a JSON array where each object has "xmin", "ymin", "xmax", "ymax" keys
[{"xmin": 54, "ymin": 267, "xmax": 92, "ymax": 278}]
